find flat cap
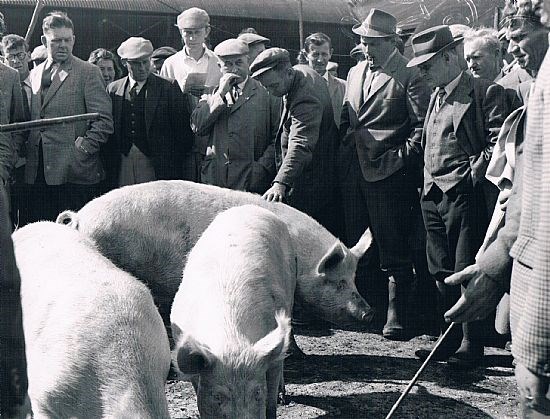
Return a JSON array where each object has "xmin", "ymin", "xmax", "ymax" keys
[
  {"xmin": 30, "ymin": 45, "xmax": 47, "ymax": 61},
  {"xmin": 176, "ymin": 7, "xmax": 210, "ymax": 29},
  {"xmin": 117, "ymin": 37, "xmax": 154, "ymax": 60},
  {"xmin": 250, "ymin": 47, "xmax": 290, "ymax": 78},
  {"xmin": 214, "ymin": 39, "xmax": 249, "ymax": 57},
  {"xmin": 151, "ymin": 46, "xmax": 178, "ymax": 60},
  {"xmin": 237, "ymin": 33, "xmax": 270, "ymax": 46}
]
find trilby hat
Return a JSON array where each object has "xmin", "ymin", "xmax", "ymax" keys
[
  {"xmin": 352, "ymin": 9, "xmax": 397, "ymax": 38},
  {"xmin": 407, "ymin": 25, "xmax": 463, "ymax": 67}
]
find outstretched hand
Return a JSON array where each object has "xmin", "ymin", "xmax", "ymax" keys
[{"xmin": 444, "ymin": 264, "xmax": 504, "ymax": 323}]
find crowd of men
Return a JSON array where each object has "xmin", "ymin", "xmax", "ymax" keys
[{"xmin": 0, "ymin": 0, "xmax": 549, "ymax": 415}]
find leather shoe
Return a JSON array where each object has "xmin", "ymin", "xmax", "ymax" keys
[
  {"xmin": 447, "ymin": 349, "xmax": 483, "ymax": 370},
  {"xmin": 415, "ymin": 342, "xmax": 460, "ymax": 362}
]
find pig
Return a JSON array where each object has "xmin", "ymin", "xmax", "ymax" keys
[
  {"xmin": 12, "ymin": 222, "xmax": 171, "ymax": 419},
  {"xmin": 171, "ymin": 205, "xmax": 294, "ymax": 419},
  {"xmin": 56, "ymin": 180, "xmax": 375, "ymax": 328},
  {"xmin": 0, "ymin": 186, "xmax": 30, "ymax": 419}
]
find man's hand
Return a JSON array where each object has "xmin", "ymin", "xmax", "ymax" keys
[
  {"xmin": 516, "ymin": 362, "xmax": 550, "ymax": 415},
  {"xmin": 262, "ymin": 182, "xmax": 287, "ymax": 202},
  {"xmin": 444, "ymin": 264, "xmax": 504, "ymax": 323},
  {"xmin": 217, "ymin": 73, "xmax": 240, "ymax": 97}
]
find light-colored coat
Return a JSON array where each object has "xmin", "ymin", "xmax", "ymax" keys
[
  {"xmin": 171, "ymin": 205, "xmax": 294, "ymax": 419},
  {"xmin": 25, "ymin": 56, "xmax": 113, "ymax": 185},
  {"xmin": 14, "ymin": 222, "xmax": 171, "ymax": 419},
  {"xmin": 192, "ymin": 78, "xmax": 279, "ymax": 193}
]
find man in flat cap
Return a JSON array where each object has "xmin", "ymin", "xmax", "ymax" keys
[
  {"xmin": 407, "ymin": 25, "xmax": 508, "ymax": 369},
  {"xmin": 150, "ymin": 46, "xmax": 177, "ymax": 74},
  {"xmin": 103, "ymin": 37, "xmax": 193, "ymax": 189},
  {"xmin": 26, "ymin": 11, "xmax": 113, "ymax": 223},
  {"xmin": 250, "ymin": 47, "xmax": 339, "ymax": 235},
  {"xmin": 339, "ymin": 8, "xmax": 431, "ymax": 340},
  {"xmin": 191, "ymin": 39, "xmax": 279, "ymax": 193},
  {"xmin": 237, "ymin": 32, "xmax": 270, "ymax": 64}
]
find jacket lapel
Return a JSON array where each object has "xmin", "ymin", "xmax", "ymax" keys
[
  {"xmin": 42, "ymin": 58, "xmax": 72, "ymax": 109},
  {"xmin": 450, "ymin": 72, "xmax": 474, "ymax": 133},
  {"xmin": 352, "ymin": 61, "xmax": 368, "ymax": 112},
  {"xmin": 113, "ymin": 77, "xmax": 128, "ymax": 134},
  {"xmin": 230, "ymin": 78, "xmax": 255, "ymax": 113},
  {"xmin": 144, "ymin": 74, "xmax": 160, "ymax": 134}
]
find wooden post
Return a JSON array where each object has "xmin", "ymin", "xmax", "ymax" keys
[{"xmin": 298, "ymin": 0, "xmax": 304, "ymax": 49}]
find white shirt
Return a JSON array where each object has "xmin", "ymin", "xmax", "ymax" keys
[{"xmin": 128, "ymin": 76, "xmax": 147, "ymax": 95}]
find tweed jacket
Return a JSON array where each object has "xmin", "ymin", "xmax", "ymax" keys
[
  {"xmin": 326, "ymin": 72, "xmax": 345, "ymax": 127},
  {"xmin": 0, "ymin": 63, "xmax": 26, "ymax": 183},
  {"xmin": 422, "ymin": 71, "xmax": 508, "ymax": 188},
  {"xmin": 340, "ymin": 51, "xmax": 430, "ymax": 182},
  {"xmin": 508, "ymin": 50, "xmax": 550, "ymax": 378},
  {"xmin": 274, "ymin": 65, "xmax": 337, "ymax": 190},
  {"xmin": 25, "ymin": 56, "xmax": 113, "ymax": 185},
  {"xmin": 106, "ymin": 73, "xmax": 193, "ymax": 185},
  {"xmin": 191, "ymin": 77, "xmax": 278, "ymax": 194}
]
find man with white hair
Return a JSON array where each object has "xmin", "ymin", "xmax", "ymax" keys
[{"xmin": 463, "ymin": 27, "xmax": 503, "ymax": 82}]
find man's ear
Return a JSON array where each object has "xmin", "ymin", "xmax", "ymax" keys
[
  {"xmin": 41, "ymin": 35, "xmax": 47, "ymax": 47},
  {"xmin": 205, "ymin": 26, "xmax": 211, "ymax": 38}
]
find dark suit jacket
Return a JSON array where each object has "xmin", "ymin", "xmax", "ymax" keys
[
  {"xmin": 106, "ymin": 73, "xmax": 193, "ymax": 186},
  {"xmin": 340, "ymin": 52, "xmax": 430, "ymax": 182},
  {"xmin": 26, "ymin": 56, "xmax": 113, "ymax": 185},
  {"xmin": 422, "ymin": 71, "xmax": 508, "ymax": 187}
]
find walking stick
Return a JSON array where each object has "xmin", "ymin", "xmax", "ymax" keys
[
  {"xmin": 385, "ymin": 322, "xmax": 458, "ymax": 419},
  {"xmin": 0, "ymin": 113, "xmax": 100, "ymax": 133}
]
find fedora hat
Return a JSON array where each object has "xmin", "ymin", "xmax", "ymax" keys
[
  {"xmin": 352, "ymin": 9, "xmax": 397, "ymax": 38},
  {"xmin": 407, "ymin": 25, "xmax": 463, "ymax": 67}
]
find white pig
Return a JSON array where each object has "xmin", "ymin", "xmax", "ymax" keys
[
  {"xmin": 57, "ymin": 181, "xmax": 375, "ymax": 328},
  {"xmin": 13, "ymin": 222, "xmax": 171, "ymax": 419},
  {"xmin": 171, "ymin": 205, "xmax": 294, "ymax": 419}
]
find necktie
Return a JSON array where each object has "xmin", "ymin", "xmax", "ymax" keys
[
  {"xmin": 21, "ymin": 83, "xmax": 30, "ymax": 120},
  {"xmin": 362, "ymin": 65, "xmax": 379, "ymax": 101},
  {"xmin": 129, "ymin": 83, "xmax": 139, "ymax": 100},
  {"xmin": 40, "ymin": 64, "xmax": 55, "ymax": 102},
  {"xmin": 434, "ymin": 87, "xmax": 446, "ymax": 113},
  {"xmin": 231, "ymin": 85, "xmax": 241, "ymax": 103}
]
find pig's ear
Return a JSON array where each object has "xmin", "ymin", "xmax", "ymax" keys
[
  {"xmin": 253, "ymin": 311, "xmax": 291, "ymax": 366},
  {"xmin": 350, "ymin": 228, "xmax": 373, "ymax": 260},
  {"xmin": 176, "ymin": 335, "xmax": 216, "ymax": 375},
  {"xmin": 316, "ymin": 241, "xmax": 347, "ymax": 275}
]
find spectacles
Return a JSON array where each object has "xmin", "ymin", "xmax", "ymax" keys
[{"xmin": 3, "ymin": 51, "xmax": 28, "ymax": 62}]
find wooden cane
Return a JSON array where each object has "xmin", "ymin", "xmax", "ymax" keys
[
  {"xmin": 385, "ymin": 322, "xmax": 458, "ymax": 419},
  {"xmin": 0, "ymin": 113, "xmax": 100, "ymax": 133},
  {"xmin": 24, "ymin": 0, "xmax": 45, "ymax": 46}
]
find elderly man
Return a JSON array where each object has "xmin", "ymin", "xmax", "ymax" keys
[
  {"xmin": 463, "ymin": 28, "xmax": 503, "ymax": 81},
  {"xmin": 407, "ymin": 25, "xmax": 508, "ymax": 369},
  {"xmin": 25, "ymin": 11, "xmax": 113, "ymax": 223},
  {"xmin": 237, "ymin": 32, "xmax": 270, "ymax": 64},
  {"xmin": 191, "ymin": 39, "xmax": 278, "ymax": 193},
  {"xmin": 160, "ymin": 7, "xmax": 221, "ymax": 97},
  {"xmin": 1, "ymin": 34, "xmax": 32, "ymax": 225},
  {"xmin": 250, "ymin": 48, "xmax": 339, "ymax": 235},
  {"xmin": 339, "ymin": 8, "xmax": 431, "ymax": 340},
  {"xmin": 444, "ymin": 1, "xmax": 550, "ymax": 413},
  {"xmin": 303, "ymin": 32, "xmax": 346, "ymax": 127},
  {"xmin": 105, "ymin": 37, "xmax": 193, "ymax": 188}
]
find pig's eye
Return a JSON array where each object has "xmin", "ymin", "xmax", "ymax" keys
[{"xmin": 253, "ymin": 386, "xmax": 263, "ymax": 401}]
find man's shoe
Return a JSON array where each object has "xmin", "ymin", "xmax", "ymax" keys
[
  {"xmin": 415, "ymin": 340, "xmax": 461, "ymax": 362},
  {"xmin": 383, "ymin": 274, "xmax": 415, "ymax": 341},
  {"xmin": 447, "ymin": 348, "xmax": 484, "ymax": 370}
]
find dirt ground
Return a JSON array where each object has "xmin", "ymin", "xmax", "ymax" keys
[{"xmin": 165, "ymin": 326, "xmax": 519, "ymax": 418}]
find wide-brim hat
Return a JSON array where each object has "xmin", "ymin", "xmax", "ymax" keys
[
  {"xmin": 407, "ymin": 25, "xmax": 463, "ymax": 67},
  {"xmin": 352, "ymin": 8, "xmax": 397, "ymax": 38}
]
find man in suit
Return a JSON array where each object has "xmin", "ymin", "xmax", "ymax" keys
[
  {"xmin": 105, "ymin": 37, "xmax": 193, "ymax": 189},
  {"xmin": 407, "ymin": 25, "xmax": 508, "ymax": 369},
  {"xmin": 339, "ymin": 9, "xmax": 431, "ymax": 340},
  {"xmin": 25, "ymin": 11, "xmax": 113, "ymax": 223},
  {"xmin": 1, "ymin": 34, "xmax": 32, "ymax": 225},
  {"xmin": 191, "ymin": 39, "xmax": 278, "ymax": 194},
  {"xmin": 250, "ymin": 48, "xmax": 339, "ymax": 235},
  {"xmin": 303, "ymin": 32, "xmax": 346, "ymax": 127}
]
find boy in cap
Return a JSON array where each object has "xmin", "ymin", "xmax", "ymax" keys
[
  {"xmin": 105, "ymin": 37, "xmax": 193, "ymax": 189},
  {"xmin": 407, "ymin": 25, "xmax": 508, "ymax": 369},
  {"xmin": 340, "ymin": 8, "xmax": 431, "ymax": 340},
  {"xmin": 250, "ymin": 47, "xmax": 340, "ymax": 236},
  {"xmin": 160, "ymin": 7, "xmax": 221, "ymax": 97},
  {"xmin": 191, "ymin": 38, "xmax": 279, "ymax": 194}
]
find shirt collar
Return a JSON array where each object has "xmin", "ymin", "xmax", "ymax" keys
[
  {"xmin": 323, "ymin": 71, "xmax": 330, "ymax": 82},
  {"xmin": 236, "ymin": 76, "xmax": 248, "ymax": 91},
  {"xmin": 443, "ymin": 71, "xmax": 463, "ymax": 97},
  {"xmin": 182, "ymin": 44, "xmax": 213, "ymax": 62},
  {"xmin": 128, "ymin": 75, "xmax": 147, "ymax": 90}
]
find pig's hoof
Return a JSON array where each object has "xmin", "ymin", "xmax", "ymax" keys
[{"xmin": 277, "ymin": 390, "xmax": 290, "ymax": 405}]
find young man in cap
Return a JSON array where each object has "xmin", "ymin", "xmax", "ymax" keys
[
  {"xmin": 25, "ymin": 11, "xmax": 113, "ymax": 223},
  {"xmin": 237, "ymin": 32, "xmax": 270, "ymax": 64},
  {"xmin": 407, "ymin": 24, "xmax": 508, "ymax": 369},
  {"xmin": 191, "ymin": 39, "xmax": 279, "ymax": 194},
  {"xmin": 339, "ymin": 8, "xmax": 431, "ymax": 340},
  {"xmin": 105, "ymin": 37, "xmax": 193, "ymax": 189},
  {"xmin": 150, "ymin": 46, "xmax": 177, "ymax": 74},
  {"xmin": 250, "ymin": 47, "xmax": 340, "ymax": 235},
  {"xmin": 160, "ymin": 7, "xmax": 221, "ymax": 97},
  {"xmin": 303, "ymin": 32, "xmax": 346, "ymax": 127}
]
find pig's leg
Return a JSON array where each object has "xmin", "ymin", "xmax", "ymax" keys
[{"xmin": 267, "ymin": 363, "xmax": 284, "ymax": 418}]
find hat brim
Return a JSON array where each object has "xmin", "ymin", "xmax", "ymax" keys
[
  {"xmin": 406, "ymin": 37, "xmax": 463, "ymax": 67},
  {"xmin": 352, "ymin": 24, "xmax": 395, "ymax": 37},
  {"xmin": 251, "ymin": 64, "xmax": 277, "ymax": 78}
]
